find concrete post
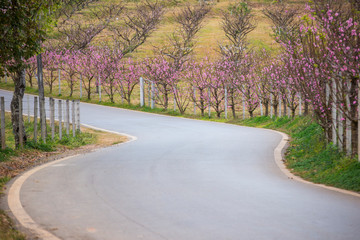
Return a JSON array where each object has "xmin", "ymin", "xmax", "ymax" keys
[
  {"xmin": 140, "ymin": 77, "xmax": 144, "ymax": 107},
  {"xmin": 76, "ymin": 100, "xmax": 80, "ymax": 132},
  {"xmin": 279, "ymin": 95, "xmax": 282, "ymax": 117},
  {"xmin": 34, "ymin": 97, "xmax": 38, "ymax": 142},
  {"xmin": 299, "ymin": 93, "xmax": 302, "ymax": 116},
  {"xmin": 242, "ymin": 93, "xmax": 245, "ymax": 120},
  {"xmin": 19, "ymin": 96, "xmax": 23, "ymax": 148},
  {"xmin": 338, "ymin": 110, "xmax": 343, "ymax": 150},
  {"xmin": 193, "ymin": 87, "xmax": 196, "ymax": 115},
  {"xmin": 151, "ymin": 81, "xmax": 155, "ymax": 109},
  {"xmin": 224, "ymin": 85, "xmax": 228, "ymax": 119},
  {"xmin": 50, "ymin": 98, "xmax": 55, "ymax": 140},
  {"xmin": 66, "ymin": 99, "xmax": 70, "ymax": 135},
  {"xmin": 99, "ymin": 76, "xmax": 102, "ymax": 102},
  {"xmin": 1, "ymin": 97, "xmax": 5, "ymax": 149},
  {"xmin": 208, "ymin": 87, "xmax": 211, "ymax": 118},
  {"xmin": 58, "ymin": 69, "xmax": 61, "ymax": 95},
  {"xmin": 58, "ymin": 100, "xmax": 62, "ymax": 140},
  {"xmin": 80, "ymin": 75, "xmax": 83, "ymax": 99},
  {"xmin": 270, "ymin": 94, "xmax": 273, "ymax": 118},
  {"xmin": 358, "ymin": 82, "xmax": 360, "ymax": 161},
  {"xmin": 72, "ymin": 100, "xmax": 76, "ymax": 137},
  {"xmin": 332, "ymin": 79, "xmax": 337, "ymax": 145},
  {"xmin": 173, "ymin": 87, "xmax": 176, "ymax": 111},
  {"xmin": 27, "ymin": 95, "xmax": 30, "ymax": 123}
]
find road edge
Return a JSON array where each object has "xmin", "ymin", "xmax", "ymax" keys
[
  {"xmin": 4, "ymin": 125, "xmax": 137, "ymax": 240},
  {"xmin": 271, "ymin": 130, "xmax": 360, "ymax": 198}
]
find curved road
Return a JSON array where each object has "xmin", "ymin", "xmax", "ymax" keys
[{"xmin": 2, "ymin": 90, "xmax": 360, "ymax": 240}]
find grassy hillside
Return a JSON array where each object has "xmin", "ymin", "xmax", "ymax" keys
[{"xmin": 50, "ymin": 0, "xmax": 307, "ymax": 59}]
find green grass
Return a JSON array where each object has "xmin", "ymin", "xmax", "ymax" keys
[{"xmin": 0, "ymin": 210, "xmax": 25, "ymax": 240}]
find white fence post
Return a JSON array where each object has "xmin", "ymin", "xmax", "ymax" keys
[
  {"xmin": 27, "ymin": 95, "xmax": 30, "ymax": 123},
  {"xmin": 66, "ymin": 99, "xmax": 70, "ymax": 135},
  {"xmin": 242, "ymin": 93, "xmax": 245, "ymax": 120},
  {"xmin": 79, "ymin": 75, "xmax": 83, "ymax": 99},
  {"xmin": 208, "ymin": 87, "xmax": 211, "ymax": 118},
  {"xmin": 173, "ymin": 87, "xmax": 176, "ymax": 111},
  {"xmin": 279, "ymin": 95, "xmax": 282, "ymax": 117},
  {"xmin": 299, "ymin": 93, "xmax": 302, "ymax": 116},
  {"xmin": 140, "ymin": 77, "xmax": 144, "ymax": 107},
  {"xmin": 19, "ymin": 96, "xmax": 23, "ymax": 148},
  {"xmin": 58, "ymin": 69, "xmax": 61, "ymax": 95},
  {"xmin": 58, "ymin": 100, "xmax": 62, "ymax": 140},
  {"xmin": 151, "ymin": 81, "xmax": 155, "ymax": 109},
  {"xmin": 346, "ymin": 83, "xmax": 352, "ymax": 155},
  {"xmin": 332, "ymin": 79, "xmax": 337, "ymax": 145},
  {"xmin": 50, "ymin": 98, "xmax": 55, "ymax": 140},
  {"xmin": 34, "ymin": 97, "xmax": 38, "ymax": 142},
  {"xmin": 338, "ymin": 110, "xmax": 343, "ymax": 150},
  {"xmin": 76, "ymin": 100, "xmax": 81, "ymax": 132},
  {"xmin": 72, "ymin": 100, "xmax": 76, "ymax": 137},
  {"xmin": 224, "ymin": 85, "xmax": 228, "ymax": 119},
  {"xmin": 1, "ymin": 97, "xmax": 5, "ymax": 149},
  {"xmin": 358, "ymin": 82, "xmax": 360, "ymax": 161},
  {"xmin": 270, "ymin": 94, "xmax": 273, "ymax": 118},
  {"xmin": 193, "ymin": 87, "xmax": 196, "ymax": 115},
  {"xmin": 99, "ymin": 75, "xmax": 102, "ymax": 102}
]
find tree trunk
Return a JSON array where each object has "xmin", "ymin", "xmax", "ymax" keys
[
  {"xmin": 231, "ymin": 93, "xmax": 236, "ymax": 119},
  {"xmin": 164, "ymin": 90, "xmax": 169, "ymax": 110},
  {"xmin": 87, "ymin": 81, "xmax": 91, "ymax": 100},
  {"xmin": 349, "ymin": 76, "xmax": 358, "ymax": 156},
  {"xmin": 249, "ymin": 110, "xmax": 254, "ymax": 118},
  {"xmin": 283, "ymin": 98, "xmax": 286, "ymax": 116},
  {"xmin": 304, "ymin": 101, "xmax": 309, "ymax": 116},
  {"xmin": 274, "ymin": 104, "xmax": 278, "ymax": 117},
  {"xmin": 264, "ymin": 102, "xmax": 269, "ymax": 116},
  {"xmin": 11, "ymin": 68, "xmax": 27, "ymax": 147},
  {"xmin": 69, "ymin": 79, "xmax": 74, "ymax": 97},
  {"xmin": 200, "ymin": 97, "xmax": 205, "ymax": 116},
  {"xmin": 37, "ymin": 54, "xmax": 47, "ymax": 141}
]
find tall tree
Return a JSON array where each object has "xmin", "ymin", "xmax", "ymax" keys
[{"xmin": 0, "ymin": 0, "xmax": 97, "ymax": 146}]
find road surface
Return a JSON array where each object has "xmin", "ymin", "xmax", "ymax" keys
[{"xmin": 1, "ymin": 90, "xmax": 360, "ymax": 240}]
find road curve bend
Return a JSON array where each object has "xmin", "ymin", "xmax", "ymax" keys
[{"xmin": 1, "ymin": 90, "xmax": 360, "ymax": 240}]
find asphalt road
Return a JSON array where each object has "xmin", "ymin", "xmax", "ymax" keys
[{"xmin": 2, "ymin": 90, "xmax": 360, "ymax": 240}]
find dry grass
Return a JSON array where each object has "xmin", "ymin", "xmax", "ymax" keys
[
  {"xmin": 81, "ymin": 127, "xmax": 128, "ymax": 146},
  {"xmin": 51, "ymin": 0, "xmax": 306, "ymax": 60}
]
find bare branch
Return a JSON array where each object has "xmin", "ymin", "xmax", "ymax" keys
[
  {"xmin": 58, "ymin": 20, "xmax": 106, "ymax": 50},
  {"xmin": 109, "ymin": 0, "xmax": 165, "ymax": 55},
  {"xmin": 262, "ymin": 3, "xmax": 300, "ymax": 43},
  {"xmin": 159, "ymin": 3, "xmax": 211, "ymax": 67},
  {"xmin": 219, "ymin": 1, "xmax": 256, "ymax": 61}
]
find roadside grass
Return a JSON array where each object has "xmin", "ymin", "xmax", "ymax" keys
[{"xmin": 0, "ymin": 209, "xmax": 25, "ymax": 240}]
